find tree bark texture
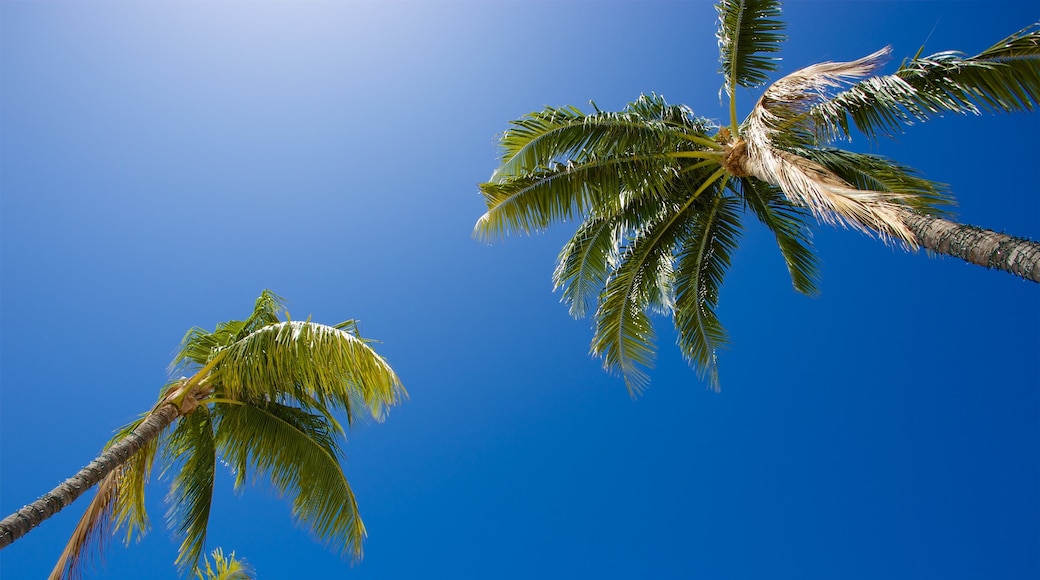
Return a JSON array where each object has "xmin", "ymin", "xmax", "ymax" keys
[
  {"xmin": 0, "ymin": 403, "xmax": 180, "ymax": 549},
  {"xmin": 900, "ymin": 210, "xmax": 1040, "ymax": 283}
]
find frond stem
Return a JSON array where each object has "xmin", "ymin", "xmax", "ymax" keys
[
  {"xmin": 675, "ymin": 134, "xmax": 726, "ymax": 150},
  {"xmin": 680, "ymin": 160, "xmax": 724, "ymax": 174},
  {"xmin": 666, "ymin": 151, "xmax": 725, "ymax": 161},
  {"xmin": 729, "ymin": 90, "xmax": 740, "ymax": 137}
]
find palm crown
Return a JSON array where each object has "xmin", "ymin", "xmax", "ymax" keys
[
  {"xmin": 45, "ymin": 290, "xmax": 405, "ymax": 579},
  {"xmin": 475, "ymin": 0, "xmax": 1040, "ymax": 394}
]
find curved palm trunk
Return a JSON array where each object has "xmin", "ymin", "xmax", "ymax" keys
[
  {"xmin": 899, "ymin": 210, "xmax": 1040, "ymax": 282},
  {"xmin": 0, "ymin": 403, "xmax": 179, "ymax": 549}
]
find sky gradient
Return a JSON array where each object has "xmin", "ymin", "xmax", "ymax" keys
[{"xmin": 2, "ymin": 1, "xmax": 1038, "ymax": 578}]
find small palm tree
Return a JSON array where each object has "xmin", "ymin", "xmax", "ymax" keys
[
  {"xmin": 0, "ymin": 291, "xmax": 405, "ymax": 579},
  {"xmin": 475, "ymin": 0, "xmax": 1040, "ymax": 393},
  {"xmin": 195, "ymin": 548, "xmax": 253, "ymax": 580}
]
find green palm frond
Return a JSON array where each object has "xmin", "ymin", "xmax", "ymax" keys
[
  {"xmin": 214, "ymin": 401, "xmax": 366, "ymax": 559},
  {"xmin": 717, "ymin": 0, "xmax": 786, "ymax": 129},
  {"xmin": 212, "ymin": 321, "xmax": 404, "ymax": 423},
  {"xmin": 811, "ymin": 23, "xmax": 1040, "ymax": 140},
  {"xmin": 164, "ymin": 408, "xmax": 217, "ymax": 573},
  {"xmin": 592, "ymin": 271, "xmax": 656, "ymax": 395},
  {"xmin": 738, "ymin": 178, "xmax": 820, "ymax": 296},
  {"xmin": 672, "ymin": 192, "xmax": 741, "ymax": 391},
  {"xmin": 592, "ymin": 169, "xmax": 729, "ymax": 394},
  {"xmin": 477, "ymin": 97, "xmax": 720, "ymax": 242},
  {"xmin": 591, "ymin": 201, "xmax": 688, "ymax": 394},
  {"xmin": 493, "ymin": 95, "xmax": 717, "ymax": 181},
  {"xmin": 172, "ymin": 291, "xmax": 286, "ymax": 371},
  {"xmin": 194, "ymin": 548, "xmax": 253, "ymax": 580},
  {"xmin": 476, "ymin": 156, "xmax": 681, "ymax": 240},
  {"xmin": 554, "ymin": 214, "xmax": 621, "ymax": 319},
  {"xmin": 797, "ymin": 148, "xmax": 951, "ymax": 216},
  {"xmin": 110, "ymin": 413, "xmax": 163, "ymax": 546}
]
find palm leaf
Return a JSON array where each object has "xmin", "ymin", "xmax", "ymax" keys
[
  {"xmin": 740, "ymin": 58, "xmax": 926, "ymax": 243},
  {"xmin": 172, "ymin": 291, "xmax": 286, "ymax": 371},
  {"xmin": 592, "ymin": 269, "xmax": 657, "ymax": 395},
  {"xmin": 746, "ymin": 47, "xmax": 892, "ymax": 139},
  {"xmin": 493, "ymin": 95, "xmax": 717, "ymax": 181},
  {"xmin": 811, "ymin": 23, "xmax": 1040, "ymax": 140},
  {"xmin": 214, "ymin": 401, "xmax": 366, "ymax": 559},
  {"xmin": 213, "ymin": 321, "xmax": 404, "ymax": 423},
  {"xmin": 672, "ymin": 191, "xmax": 742, "ymax": 391},
  {"xmin": 476, "ymin": 155, "xmax": 681, "ymax": 240},
  {"xmin": 48, "ymin": 471, "xmax": 120, "ymax": 580},
  {"xmin": 592, "ymin": 202, "xmax": 685, "ymax": 394},
  {"xmin": 796, "ymin": 148, "xmax": 951, "ymax": 216},
  {"xmin": 164, "ymin": 407, "xmax": 217, "ymax": 573},
  {"xmin": 553, "ymin": 214, "xmax": 621, "ymax": 319},
  {"xmin": 738, "ymin": 178, "xmax": 820, "ymax": 296},
  {"xmin": 111, "ymin": 412, "xmax": 166, "ymax": 546},
  {"xmin": 717, "ymin": 0, "xmax": 786, "ymax": 97},
  {"xmin": 478, "ymin": 97, "xmax": 720, "ymax": 242},
  {"xmin": 592, "ymin": 169, "xmax": 729, "ymax": 394}
]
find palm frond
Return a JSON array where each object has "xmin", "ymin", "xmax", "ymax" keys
[
  {"xmin": 164, "ymin": 407, "xmax": 217, "ymax": 574},
  {"xmin": 111, "ymin": 415, "xmax": 161, "ymax": 546},
  {"xmin": 592, "ymin": 272, "xmax": 656, "ymax": 396},
  {"xmin": 478, "ymin": 97, "xmax": 720, "ymax": 242},
  {"xmin": 812, "ymin": 23, "xmax": 1040, "ymax": 140},
  {"xmin": 48, "ymin": 471, "xmax": 121, "ymax": 580},
  {"xmin": 476, "ymin": 155, "xmax": 681, "ymax": 240},
  {"xmin": 592, "ymin": 205, "xmax": 683, "ymax": 394},
  {"xmin": 717, "ymin": 0, "xmax": 786, "ymax": 98},
  {"xmin": 214, "ymin": 401, "xmax": 366, "ymax": 559},
  {"xmin": 212, "ymin": 321, "xmax": 404, "ymax": 422},
  {"xmin": 592, "ymin": 169, "xmax": 729, "ymax": 394},
  {"xmin": 492, "ymin": 95, "xmax": 716, "ymax": 181},
  {"xmin": 172, "ymin": 291, "xmax": 286, "ymax": 371},
  {"xmin": 741, "ymin": 59, "xmax": 928, "ymax": 243},
  {"xmin": 738, "ymin": 178, "xmax": 820, "ymax": 295},
  {"xmin": 672, "ymin": 192, "xmax": 742, "ymax": 391},
  {"xmin": 746, "ymin": 46, "xmax": 892, "ymax": 145},
  {"xmin": 760, "ymin": 148, "xmax": 918, "ymax": 242},
  {"xmin": 553, "ymin": 214, "xmax": 621, "ymax": 319},
  {"xmin": 796, "ymin": 148, "xmax": 952, "ymax": 215},
  {"xmin": 478, "ymin": 100, "xmax": 719, "ymax": 240}
]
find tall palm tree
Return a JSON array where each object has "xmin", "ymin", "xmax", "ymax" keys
[
  {"xmin": 474, "ymin": 0, "xmax": 1040, "ymax": 394},
  {"xmin": 0, "ymin": 291, "xmax": 405, "ymax": 579}
]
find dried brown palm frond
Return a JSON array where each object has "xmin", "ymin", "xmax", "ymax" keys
[
  {"xmin": 738, "ymin": 47, "xmax": 919, "ymax": 243},
  {"xmin": 48, "ymin": 469, "xmax": 122, "ymax": 580}
]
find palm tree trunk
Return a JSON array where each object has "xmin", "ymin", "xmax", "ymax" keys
[
  {"xmin": 899, "ymin": 209, "xmax": 1040, "ymax": 283},
  {"xmin": 0, "ymin": 403, "xmax": 180, "ymax": 549}
]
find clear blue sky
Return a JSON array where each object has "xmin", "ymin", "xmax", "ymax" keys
[{"xmin": 2, "ymin": 1, "xmax": 1037, "ymax": 578}]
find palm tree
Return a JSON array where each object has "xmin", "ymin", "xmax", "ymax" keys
[
  {"xmin": 474, "ymin": 0, "xmax": 1040, "ymax": 393},
  {"xmin": 0, "ymin": 291, "xmax": 405, "ymax": 579},
  {"xmin": 195, "ymin": 548, "xmax": 253, "ymax": 580}
]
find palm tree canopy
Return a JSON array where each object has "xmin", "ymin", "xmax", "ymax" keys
[
  {"xmin": 476, "ymin": 0, "xmax": 1038, "ymax": 392},
  {"xmin": 52, "ymin": 291, "xmax": 405, "ymax": 579}
]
